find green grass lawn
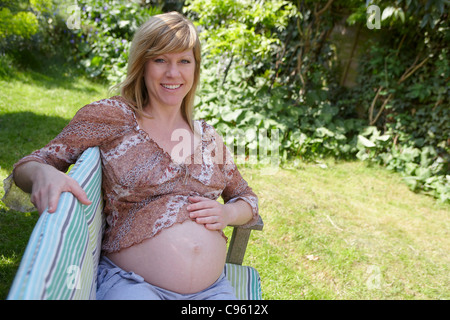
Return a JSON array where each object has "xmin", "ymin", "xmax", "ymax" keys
[
  {"xmin": 1, "ymin": 62, "xmax": 449, "ymax": 300},
  {"xmin": 239, "ymin": 162, "xmax": 449, "ymax": 299}
]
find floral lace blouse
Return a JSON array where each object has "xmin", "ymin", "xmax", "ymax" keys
[{"xmin": 5, "ymin": 96, "xmax": 259, "ymax": 253}]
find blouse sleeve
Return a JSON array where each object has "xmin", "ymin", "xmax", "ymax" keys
[
  {"xmin": 207, "ymin": 125, "xmax": 259, "ymax": 228},
  {"xmin": 13, "ymin": 99, "xmax": 131, "ymax": 173},
  {"xmin": 2, "ymin": 98, "xmax": 131, "ymax": 212}
]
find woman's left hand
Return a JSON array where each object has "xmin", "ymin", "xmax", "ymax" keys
[{"xmin": 187, "ymin": 196, "xmax": 230, "ymax": 231}]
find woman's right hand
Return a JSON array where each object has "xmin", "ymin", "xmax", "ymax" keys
[{"xmin": 14, "ymin": 162, "xmax": 91, "ymax": 214}]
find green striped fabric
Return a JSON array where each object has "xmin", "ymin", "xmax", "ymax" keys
[
  {"xmin": 224, "ymin": 263, "xmax": 262, "ymax": 300},
  {"xmin": 8, "ymin": 147, "xmax": 262, "ymax": 300},
  {"xmin": 7, "ymin": 147, "xmax": 104, "ymax": 300}
]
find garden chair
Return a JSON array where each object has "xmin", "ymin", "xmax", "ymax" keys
[{"xmin": 6, "ymin": 147, "xmax": 264, "ymax": 300}]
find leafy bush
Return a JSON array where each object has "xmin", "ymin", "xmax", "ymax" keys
[
  {"xmin": 0, "ymin": 0, "xmax": 68, "ymax": 67},
  {"xmin": 66, "ymin": 0, "xmax": 161, "ymax": 84},
  {"xmin": 187, "ymin": 0, "xmax": 449, "ymax": 202},
  {"xmin": 189, "ymin": 0, "xmax": 365, "ymax": 163},
  {"xmin": 0, "ymin": 8, "xmax": 39, "ymax": 40}
]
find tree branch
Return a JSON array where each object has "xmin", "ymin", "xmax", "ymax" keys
[
  {"xmin": 269, "ymin": 31, "xmax": 293, "ymax": 92},
  {"xmin": 221, "ymin": 53, "xmax": 234, "ymax": 86},
  {"xmin": 314, "ymin": 0, "xmax": 334, "ymax": 18},
  {"xmin": 340, "ymin": 24, "xmax": 361, "ymax": 86},
  {"xmin": 369, "ymin": 86, "xmax": 383, "ymax": 125},
  {"xmin": 369, "ymin": 54, "xmax": 430, "ymax": 126},
  {"xmin": 370, "ymin": 93, "xmax": 392, "ymax": 126},
  {"xmin": 398, "ymin": 56, "xmax": 430, "ymax": 84},
  {"xmin": 396, "ymin": 33, "xmax": 407, "ymax": 56}
]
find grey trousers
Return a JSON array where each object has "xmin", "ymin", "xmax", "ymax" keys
[{"xmin": 96, "ymin": 256, "xmax": 237, "ymax": 300}]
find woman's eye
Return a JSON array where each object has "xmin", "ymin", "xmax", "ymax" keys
[
  {"xmin": 154, "ymin": 58, "xmax": 165, "ymax": 63},
  {"xmin": 181, "ymin": 59, "xmax": 191, "ymax": 64}
]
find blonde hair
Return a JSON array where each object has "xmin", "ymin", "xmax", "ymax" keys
[{"xmin": 118, "ymin": 12, "xmax": 201, "ymax": 131}]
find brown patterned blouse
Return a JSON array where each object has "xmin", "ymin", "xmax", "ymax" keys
[{"xmin": 12, "ymin": 96, "xmax": 259, "ymax": 253}]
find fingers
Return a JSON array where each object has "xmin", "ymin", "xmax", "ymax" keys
[
  {"xmin": 188, "ymin": 196, "xmax": 209, "ymax": 203},
  {"xmin": 47, "ymin": 188, "xmax": 61, "ymax": 213},
  {"xmin": 187, "ymin": 197, "xmax": 217, "ymax": 218},
  {"xmin": 31, "ymin": 176, "xmax": 91, "ymax": 215},
  {"xmin": 191, "ymin": 212, "xmax": 223, "ymax": 230},
  {"xmin": 30, "ymin": 194, "xmax": 46, "ymax": 215},
  {"xmin": 192, "ymin": 211, "xmax": 217, "ymax": 223},
  {"xmin": 187, "ymin": 197, "xmax": 227, "ymax": 230},
  {"xmin": 69, "ymin": 181, "xmax": 92, "ymax": 206},
  {"xmin": 31, "ymin": 184, "xmax": 53, "ymax": 214},
  {"xmin": 204, "ymin": 221, "xmax": 223, "ymax": 231},
  {"xmin": 187, "ymin": 199, "xmax": 212, "ymax": 212}
]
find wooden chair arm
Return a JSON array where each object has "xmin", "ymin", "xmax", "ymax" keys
[{"xmin": 226, "ymin": 216, "xmax": 264, "ymax": 265}]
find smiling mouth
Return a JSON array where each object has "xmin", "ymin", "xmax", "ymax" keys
[{"xmin": 161, "ymin": 84, "xmax": 182, "ymax": 90}]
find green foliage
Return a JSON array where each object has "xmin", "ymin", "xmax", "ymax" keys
[
  {"xmin": 185, "ymin": 0, "xmax": 295, "ymax": 62},
  {"xmin": 0, "ymin": 0, "xmax": 52, "ymax": 41},
  {"xmin": 0, "ymin": 0, "xmax": 74, "ymax": 69},
  {"xmin": 346, "ymin": 0, "xmax": 449, "ymax": 202},
  {"xmin": 0, "ymin": 8, "xmax": 39, "ymax": 40},
  {"xmin": 189, "ymin": 0, "xmax": 362, "ymax": 164},
  {"xmin": 187, "ymin": 0, "xmax": 449, "ymax": 202},
  {"xmin": 66, "ymin": 0, "xmax": 161, "ymax": 83},
  {"xmin": 0, "ymin": 52, "xmax": 14, "ymax": 77}
]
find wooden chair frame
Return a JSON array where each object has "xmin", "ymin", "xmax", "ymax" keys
[{"xmin": 227, "ymin": 216, "xmax": 264, "ymax": 265}]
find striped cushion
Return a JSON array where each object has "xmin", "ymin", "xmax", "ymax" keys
[
  {"xmin": 7, "ymin": 147, "xmax": 104, "ymax": 300},
  {"xmin": 224, "ymin": 263, "xmax": 262, "ymax": 300},
  {"xmin": 8, "ymin": 147, "xmax": 262, "ymax": 300}
]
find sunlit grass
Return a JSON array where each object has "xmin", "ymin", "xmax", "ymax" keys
[
  {"xmin": 0, "ymin": 66, "xmax": 107, "ymax": 182},
  {"xmin": 240, "ymin": 161, "xmax": 450, "ymax": 299}
]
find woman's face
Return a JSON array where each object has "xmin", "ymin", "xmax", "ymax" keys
[{"xmin": 143, "ymin": 49, "xmax": 195, "ymax": 111}]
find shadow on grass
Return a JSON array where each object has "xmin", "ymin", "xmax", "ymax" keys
[
  {"xmin": 0, "ymin": 208, "xmax": 39, "ymax": 300},
  {"xmin": 0, "ymin": 112, "xmax": 70, "ymax": 172},
  {"xmin": 1, "ymin": 51, "xmax": 107, "ymax": 95},
  {"xmin": 0, "ymin": 112, "xmax": 64, "ymax": 299},
  {"xmin": 0, "ymin": 111, "xmax": 68, "ymax": 300},
  {"xmin": 19, "ymin": 67, "xmax": 104, "ymax": 95}
]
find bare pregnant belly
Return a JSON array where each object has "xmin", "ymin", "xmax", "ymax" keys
[{"xmin": 106, "ymin": 220, "xmax": 227, "ymax": 294}]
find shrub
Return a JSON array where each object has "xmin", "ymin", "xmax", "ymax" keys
[
  {"xmin": 187, "ymin": 0, "xmax": 449, "ymax": 202},
  {"xmin": 66, "ymin": 0, "xmax": 161, "ymax": 84}
]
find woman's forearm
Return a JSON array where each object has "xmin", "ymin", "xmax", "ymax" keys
[
  {"xmin": 13, "ymin": 161, "xmax": 91, "ymax": 214},
  {"xmin": 13, "ymin": 161, "xmax": 45, "ymax": 193},
  {"xmin": 224, "ymin": 200, "xmax": 254, "ymax": 226}
]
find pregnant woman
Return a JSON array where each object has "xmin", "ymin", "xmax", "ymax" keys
[{"xmin": 10, "ymin": 12, "xmax": 259, "ymax": 300}]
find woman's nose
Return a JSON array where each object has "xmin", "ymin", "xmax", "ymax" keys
[{"xmin": 166, "ymin": 63, "xmax": 181, "ymax": 77}]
